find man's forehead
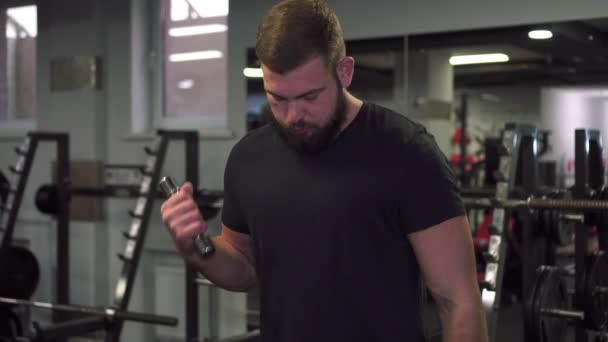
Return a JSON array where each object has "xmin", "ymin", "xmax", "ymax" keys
[{"xmin": 262, "ymin": 67, "xmax": 332, "ymax": 97}]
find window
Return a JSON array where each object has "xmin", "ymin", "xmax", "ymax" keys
[
  {"xmin": 1, "ymin": 5, "xmax": 37, "ymax": 125},
  {"xmin": 153, "ymin": 0, "xmax": 229, "ymax": 133}
]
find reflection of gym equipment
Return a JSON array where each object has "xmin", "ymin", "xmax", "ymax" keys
[
  {"xmin": 462, "ymin": 125, "xmax": 608, "ymax": 342},
  {"xmin": 524, "ymin": 129, "xmax": 608, "ymax": 342},
  {"xmin": 0, "ymin": 132, "xmax": 179, "ymax": 341}
]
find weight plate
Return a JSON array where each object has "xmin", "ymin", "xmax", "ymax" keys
[
  {"xmin": 0, "ymin": 247, "xmax": 40, "ymax": 300},
  {"xmin": 585, "ymin": 251, "xmax": 608, "ymax": 330},
  {"xmin": 524, "ymin": 266, "xmax": 568, "ymax": 342}
]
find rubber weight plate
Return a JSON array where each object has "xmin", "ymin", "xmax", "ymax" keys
[
  {"xmin": 0, "ymin": 247, "xmax": 40, "ymax": 300},
  {"xmin": 585, "ymin": 251, "xmax": 608, "ymax": 331},
  {"xmin": 524, "ymin": 266, "xmax": 568, "ymax": 342}
]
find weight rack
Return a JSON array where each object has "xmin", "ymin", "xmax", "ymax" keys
[{"xmin": 0, "ymin": 132, "xmax": 70, "ymax": 323}]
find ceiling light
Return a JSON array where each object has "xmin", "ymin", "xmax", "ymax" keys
[
  {"xmin": 169, "ymin": 24, "xmax": 227, "ymax": 37},
  {"xmin": 243, "ymin": 68, "xmax": 263, "ymax": 78},
  {"xmin": 528, "ymin": 30, "xmax": 553, "ymax": 40},
  {"xmin": 449, "ymin": 53, "xmax": 509, "ymax": 66},
  {"xmin": 169, "ymin": 50, "xmax": 223, "ymax": 62},
  {"xmin": 178, "ymin": 79, "xmax": 194, "ymax": 89}
]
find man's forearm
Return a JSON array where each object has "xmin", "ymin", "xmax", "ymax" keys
[
  {"xmin": 436, "ymin": 295, "xmax": 488, "ymax": 342},
  {"xmin": 186, "ymin": 236, "xmax": 257, "ymax": 292}
]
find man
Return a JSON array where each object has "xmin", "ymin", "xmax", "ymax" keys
[{"xmin": 161, "ymin": 0, "xmax": 488, "ymax": 341}]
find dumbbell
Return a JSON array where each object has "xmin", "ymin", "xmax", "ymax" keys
[{"xmin": 159, "ymin": 176, "xmax": 215, "ymax": 257}]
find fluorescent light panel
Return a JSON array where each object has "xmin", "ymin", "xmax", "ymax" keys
[
  {"xmin": 169, "ymin": 50, "xmax": 223, "ymax": 62},
  {"xmin": 169, "ymin": 24, "xmax": 227, "ymax": 37},
  {"xmin": 243, "ymin": 68, "xmax": 263, "ymax": 78},
  {"xmin": 178, "ymin": 79, "xmax": 195, "ymax": 89},
  {"xmin": 528, "ymin": 30, "xmax": 553, "ymax": 40},
  {"xmin": 449, "ymin": 53, "xmax": 509, "ymax": 65}
]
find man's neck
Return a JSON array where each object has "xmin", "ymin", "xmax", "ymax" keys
[{"xmin": 338, "ymin": 91, "xmax": 364, "ymax": 134}]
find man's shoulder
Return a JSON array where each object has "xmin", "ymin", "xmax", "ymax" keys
[
  {"xmin": 228, "ymin": 124, "xmax": 276, "ymax": 160},
  {"xmin": 364, "ymin": 102, "xmax": 428, "ymax": 146}
]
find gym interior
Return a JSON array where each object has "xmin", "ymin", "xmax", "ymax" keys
[{"xmin": 1, "ymin": 0, "xmax": 607, "ymax": 341}]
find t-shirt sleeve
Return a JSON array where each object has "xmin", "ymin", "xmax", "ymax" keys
[
  {"xmin": 221, "ymin": 146, "xmax": 250, "ymax": 234},
  {"xmin": 399, "ymin": 132, "xmax": 466, "ymax": 234}
]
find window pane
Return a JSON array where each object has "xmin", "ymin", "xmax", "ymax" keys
[
  {"xmin": 163, "ymin": 0, "xmax": 228, "ymax": 120},
  {"xmin": 1, "ymin": 5, "xmax": 36, "ymax": 121}
]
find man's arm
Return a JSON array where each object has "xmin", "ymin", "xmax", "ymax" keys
[
  {"xmin": 408, "ymin": 215, "xmax": 488, "ymax": 342},
  {"xmin": 161, "ymin": 182, "xmax": 257, "ymax": 292},
  {"xmin": 188, "ymin": 225, "xmax": 257, "ymax": 292}
]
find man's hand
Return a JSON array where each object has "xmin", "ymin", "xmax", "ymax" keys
[{"xmin": 160, "ymin": 181, "xmax": 207, "ymax": 262}]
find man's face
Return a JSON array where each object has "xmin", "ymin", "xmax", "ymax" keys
[{"xmin": 262, "ymin": 56, "xmax": 347, "ymax": 154}]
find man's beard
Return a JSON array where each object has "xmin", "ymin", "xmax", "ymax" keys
[{"xmin": 271, "ymin": 85, "xmax": 347, "ymax": 155}]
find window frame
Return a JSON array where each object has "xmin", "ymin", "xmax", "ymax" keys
[
  {"xmin": 131, "ymin": 0, "xmax": 232, "ymax": 139},
  {"xmin": 0, "ymin": 0, "xmax": 37, "ymax": 135}
]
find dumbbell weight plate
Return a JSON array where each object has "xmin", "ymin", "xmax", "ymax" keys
[
  {"xmin": 585, "ymin": 251, "xmax": 608, "ymax": 331},
  {"xmin": 524, "ymin": 266, "xmax": 568, "ymax": 342},
  {"xmin": 0, "ymin": 246, "xmax": 40, "ymax": 300}
]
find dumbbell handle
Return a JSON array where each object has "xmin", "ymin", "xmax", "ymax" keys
[
  {"xmin": 541, "ymin": 308, "xmax": 585, "ymax": 321},
  {"xmin": 160, "ymin": 176, "xmax": 215, "ymax": 257}
]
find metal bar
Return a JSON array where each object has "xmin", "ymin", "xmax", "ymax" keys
[
  {"xmin": 195, "ymin": 278, "xmax": 215, "ymax": 287},
  {"xmin": 460, "ymin": 187, "xmax": 496, "ymax": 198},
  {"xmin": 185, "ymin": 131, "xmax": 200, "ymax": 342},
  {"xmin": 594, "ymin": 286, "xmax": 608, "ymax": 294},
  {"xmin": 55, "ymin": 133, "xmax": 70, "ymax": 323},
  {"xmin": 1, "ymin": 136, "xmax": 37, "ymax": 248},
  {"xmin": 0, "ymin": 297, "xmax": 178, "ymax": 326},
  {"xmin": 573, "ymin": 129, "xmax": 589, "ymax": 342},
  {"xmin": 218, "ymin": 330, "xmax": 261, "ymax": 342},
  {"xmin": 106, "ymin": 135, "xmax": 171, "ymax": 342},
  {"xmin": 560, "ymin": 213, "xmax": 585, "ymax": 223},
  {"xmin": 459, "ymin": 93, "xmax": 468, "ymax": 185},
  {"xmin": 462, "ymin": 197, "xmax": 608, "ymax": 211},
  {"xmin": 541, "ymin": 308, "xmax": 585, "ymax": 320},
  {"xmin": 34, "ymin": 317, "xmax": 108, "ymax": 340},
  {"xmin": 53, "ymin": 186, "xmax": 223, "ymax": 208}
]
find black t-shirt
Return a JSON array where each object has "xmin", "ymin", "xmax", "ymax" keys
[{"xmin": 222, "ymin": 102, "xmax": 465, "ymax": 342}]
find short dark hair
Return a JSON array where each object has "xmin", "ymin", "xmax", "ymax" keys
[{"xmin": 255, "ymin": 0, "xmax": 346, "ymax": 75}]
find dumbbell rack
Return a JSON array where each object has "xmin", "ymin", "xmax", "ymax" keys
[
  {"xmin": 0, "ymin": 132, "xmax": 70, "ymax": 323},
  {"xmin": 103, "ymin": 130, "xmax": 201, "ymax": 342},
  {"xmin": 482, "ymin": 124, "xmax": 538, "ymax": 342}
]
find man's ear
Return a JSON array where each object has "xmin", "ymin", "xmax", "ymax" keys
[{"xmin": 336, "ymin": 56, "xmax": 355, "ymax": 88}]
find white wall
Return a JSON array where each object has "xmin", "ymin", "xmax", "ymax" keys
[
  {"xmin": 2, "ymin": 0, "xmax": 608, "ymax": 341},
  {"xmin": 540, "ymin": 87, "xmax": 608, "ymax": 186},
  {"xmin": 457, "ymin": 86, "xmax": 541, "ymax": 153}
]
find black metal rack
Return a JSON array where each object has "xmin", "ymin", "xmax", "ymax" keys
[
  {"xmin": 573, "ymin": 129, "xmax": 604, "ymax": 342},
  {"xmin": 103, "ymin": 129, "xmax": 200, "ymax": 342},
  {"xmin": 1, "ymin": 132, "xmax": 70, "ymax": 323},
  {"xmin": 482, "ymin": 124, "xmax": 538, "ymax": 342}
]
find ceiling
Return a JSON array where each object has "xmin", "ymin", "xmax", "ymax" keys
[
  {"xmin": 246, "ymin": 17, "xmax": 608, "ymax": 93},
  {"xmin": 406, "ymin": 17, "xmax": 608, "ymax": 88}
]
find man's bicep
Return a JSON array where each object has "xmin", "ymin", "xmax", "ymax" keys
[
  {"xmin": 408, "ymin": 216, "xmax": 479, "ymax": 304},
  {"xmin": 220, "ymin": 224, "xmax": 255, "ymax": 265}
]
